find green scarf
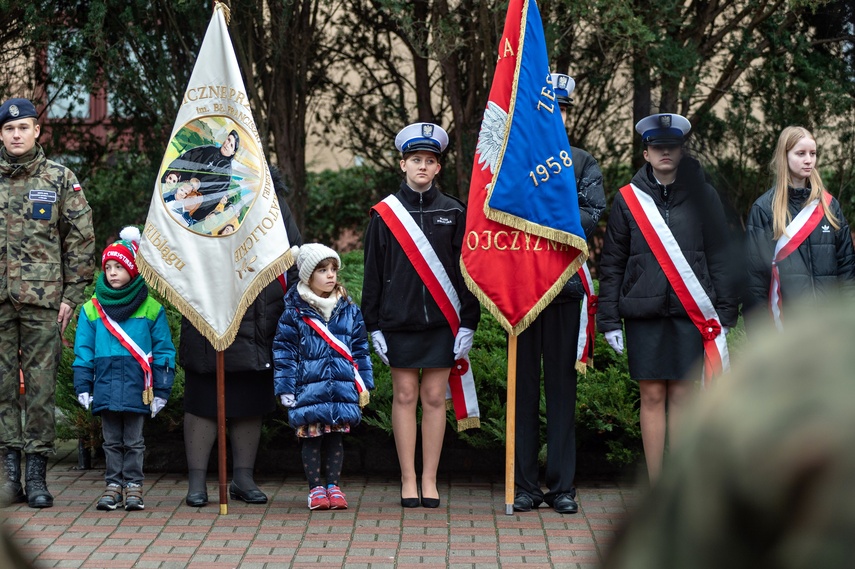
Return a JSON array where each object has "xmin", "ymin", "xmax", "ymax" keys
[{"xmin": 94, "ymin": 273, "xmax": 148, "ymax": 322}]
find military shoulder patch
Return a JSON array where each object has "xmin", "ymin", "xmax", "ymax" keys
[{"xmin": 32, "ymin": 202, "xmax": 53, "ymax": 220}]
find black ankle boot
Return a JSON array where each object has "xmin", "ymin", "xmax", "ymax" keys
[
  {"xmin": 0, "ymin": 449, "xmax": 26, "ymax": 505},
  {"xmin": 25, "ymin": 454, "xmax": 53, "ymax": 508}
]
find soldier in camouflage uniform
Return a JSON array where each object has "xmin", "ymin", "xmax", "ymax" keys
[{"xmin": 0, "ymin": 98, "xmax": 95, "ymax": 508}]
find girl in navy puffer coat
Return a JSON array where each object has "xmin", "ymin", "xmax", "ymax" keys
[{"xmin": 273, "ymin": 244, "xmax": 373, "ymax": 510}]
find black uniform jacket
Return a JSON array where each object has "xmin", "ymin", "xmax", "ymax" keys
[
  {"xmin": 362, "ymin": 182, "xmax": 480, "ymax": 333},
  {"xmin": 598, "ymin": 157, "xmax": 739, "ymax": 333}
]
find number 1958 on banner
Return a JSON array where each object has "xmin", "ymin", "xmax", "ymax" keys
[{"xmin": 528, "ymin": 150, "xmax": 573, "ymax": 187}]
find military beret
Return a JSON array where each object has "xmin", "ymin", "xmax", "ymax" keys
[{"xmin": 0, "ymin": 98, "xmax": 38, "ymax": 126}]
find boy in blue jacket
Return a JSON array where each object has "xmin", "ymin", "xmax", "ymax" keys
[{"xmin": 72, "ymin": 227, "xmax": 176, "ymax": 511}]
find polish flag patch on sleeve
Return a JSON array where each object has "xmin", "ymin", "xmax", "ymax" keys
[{"xmin": 72, "ymin": 183, "xmax": 82, "ymax": 192}]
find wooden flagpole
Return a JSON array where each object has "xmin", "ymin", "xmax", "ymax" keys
[
  {"xmin": 504, "ymin": 334, "xmax": 518, "ymax": 515},
  {"xmin": 217, "ymin": 351, "xmax": 228, "ymax": 514}
]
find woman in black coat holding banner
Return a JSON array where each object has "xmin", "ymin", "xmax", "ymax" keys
[
  {"xmin": 180, "ymin": 166, "xmax": 302, "ymax": 507},
  {"xmin": 598, "ymin": 114, "xmax": 738, "ymax": 484}
]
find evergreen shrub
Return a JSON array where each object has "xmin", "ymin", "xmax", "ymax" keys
[{"xmin": 55, "ymin": 252, "xmax": 645, "ymax": 475}]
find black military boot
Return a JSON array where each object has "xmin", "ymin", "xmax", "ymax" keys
[
  {"xmin": 0, "ymin": 449, "xmax": 26, "ymax": 505},
  {"xmin": 24, "ymin": 454, "xmax": 53, "ymax": 508}
]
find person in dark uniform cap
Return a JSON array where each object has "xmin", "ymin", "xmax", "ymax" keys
[
  {"xmin": 512, "ymin": 73, "xmax": 607, "ymax": 514},
  {"xmin": 0, "ymin": 97, "xmax": 95, "ymax": 508},
  {"xmin": 597, "ymin": 112, "xmax": 738, "ymax": 484},
  {"xmin": 362, "ymin": 122, "xmax": 480, "ymax": 509}
]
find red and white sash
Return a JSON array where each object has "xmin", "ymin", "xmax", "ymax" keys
[
  {"xmin": 372, "ymin": 195, "xmax": 480, "ymax": 431},
  {"xmin": 302, "ymin": 315, "xmax": 370, "ymax": 407},
  {"xmin": 620, "ymin": 184, "xmax": 729, "ymax": 385},
  {"xmin": 770, "ymin": 192, "xmax": 831, "ymax": 331},
  {"xmin": 91, "ymin": 298, "xmax": 154, "ymax": 404},
  {"xmin": 575, "ymin": 264, "xmax": 597, "ymax": 373}
]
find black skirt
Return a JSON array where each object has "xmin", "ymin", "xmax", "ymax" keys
[
  {"xmin": 625, "ymin": 317, "xmax": 703, "ymax": 381},
  {"xmin": 385, "ymin": 327, "xmax": 455, "ymax": 368},
  {"xmin": 183, "ymin": 369, "xmax": 276, "ymax": 418}
]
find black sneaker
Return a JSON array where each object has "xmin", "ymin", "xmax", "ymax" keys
[
  {"xmin": 124, "ymin": 483, "xmax": 145, "ymax": 511},
  {"xmin": 96, "ymin": 484, "xmax": 123, "ymax": 511}
]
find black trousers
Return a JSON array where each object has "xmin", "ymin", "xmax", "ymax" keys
[{"xmin": 514, "ymin": 300, "xmax": 580, "ymax": 503}]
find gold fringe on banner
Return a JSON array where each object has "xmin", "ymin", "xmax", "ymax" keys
[
  {"xmin": 444, "ymin": 399, "xmax": 481, "ymax": 431},
  {"xmin": 460, "ymin": 250, "xmax": 587, "ymax": 336},
  {"xmin": 485, "ymin": 208, "xmax": 591, "ymax": 251},
  {"xmin": 358, "ymin": 390, "xmax": 370, "ymax": 408},
  {"xmin": 456, "ymin": 417, "xmax": 481, "ymax": 432},
  {"xmin": 137, "ymin": 249, "xmax": 294, "ymax": 352}
]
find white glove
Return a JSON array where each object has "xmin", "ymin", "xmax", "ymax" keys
[
  {"xmin": 722, "ymin": 326, "xmax": 730, "ymax": 336},
  {"xmin": 453, "ymin": 327, "xmax": 475, "ymax": 360},
  {"xmin": 280, "ymin": 394, "xmax": 296, "ymax": 408},
  {"xmin": 77, "ymin": 392, "xmax": 92, "ymax": 410},
  {"xmin": 370, "ymin": 330, "xmax": 390, "ymax": 366},
  {"xmin": 150, "ymin": 397, "xmax": 167, "ymax": 418},
  {"xmin": 604, "ymin": 330, "xmax": 624, "ymax": 355}
]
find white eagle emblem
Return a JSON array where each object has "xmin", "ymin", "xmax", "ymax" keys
[{"xmin": 475, "ymin": 101, "xmax": 508, "ymax": 173}]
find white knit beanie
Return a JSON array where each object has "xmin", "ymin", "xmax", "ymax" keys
[{"xmin": 295, "ymin": 244, "xmax": 341, "ymax": 284}]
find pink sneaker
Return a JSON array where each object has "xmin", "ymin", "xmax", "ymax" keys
[
  {"xmin": 308, "ymin": 486, "xmax": 329, "ymax": 510},
  {"xmin": 327, "ymin": 485, "xmax": 348, "ymax": 509}
]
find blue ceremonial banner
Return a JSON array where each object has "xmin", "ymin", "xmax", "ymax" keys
[
  {"xmin": 463, "ymin": 0, "xmax": 588, "ymax": 334},
  {"xmin": 478, "ymin": 0, "xmax": 586, "ymax": 245}
]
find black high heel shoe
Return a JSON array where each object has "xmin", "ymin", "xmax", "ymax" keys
[
  {"xmin": 420, "ymin": 496, "xmax": 440, "ymax": 508},
  {"xmin": 401, "ymin": 484, "xmax": 420, "ymax": 508},
  {"xmin": 420, "ymin": 484, "xmax": 440, "ymax": 508}
]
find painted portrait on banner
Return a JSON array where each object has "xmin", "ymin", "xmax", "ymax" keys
[{"xmin": 158, "ymin": 116, "xmax": 263, "ymax": 236}]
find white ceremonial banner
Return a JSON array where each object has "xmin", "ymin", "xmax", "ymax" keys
[{"xmin": 137, "ymin": 3, "xmax": 293, "ymax": 351}]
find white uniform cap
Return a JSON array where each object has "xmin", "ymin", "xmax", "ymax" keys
[
  {"xmin": 550, "ymin": 73, "xmax": 576, "ymax": 106},
  {"xmin": 635, "ymin": 113, "xmax": 692, "ymax": 146},
  {"xmin": 394, "ymin": 122, "xmax": 449, "ymax": 155}
]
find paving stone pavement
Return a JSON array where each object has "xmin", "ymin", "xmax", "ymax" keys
[{"xmin": 1, "ymin": 443, "xmax": 641, "ymax": 568}]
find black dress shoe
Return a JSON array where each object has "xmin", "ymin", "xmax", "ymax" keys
[
  {"xmin": 229, "ymin": 482, "xmax": 268, "ymax": 504},
  {"xmin": 551, "ymin": 493, "xmax": 578, "ymax": 514},
  {"xmin": 420, "ymin": 496, "xmax": 440, "ymax": 508},
  {"xmin": 185, "ymin": 491, "xmax": 208, "ymax": 507},
  {"xmin": 513, "ymin": 493, "xmax": 541, "ymax": 512}
]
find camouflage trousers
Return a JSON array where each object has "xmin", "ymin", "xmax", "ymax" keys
[{"xmin": 0, "ymin": 302, "xmax": 62, "ymax": 455}]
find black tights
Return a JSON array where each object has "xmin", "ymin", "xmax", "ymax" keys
[
  {"xmin": 184, "ymin": 412, "xmax": 262, "ymax": 493},
  {"xmin": 300, "ymin": 433, "xmax": 344, "ymax": 489}
]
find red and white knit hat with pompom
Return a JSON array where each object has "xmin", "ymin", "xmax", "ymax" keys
[{"xmin": 102, "ymin": 226, "xmax": 141, "ymax": 278}]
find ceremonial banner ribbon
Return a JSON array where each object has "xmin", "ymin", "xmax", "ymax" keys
[
  {"xmin": 770, "ymin": 192, "xmax": 831, "ymax": 330},
  {"xmin": 620, "ymin": 183, "xmax": 729, "ymax": 385},
  {"xmin": 575, "ymin": 264, "xmax": 597, "ymax": 373},
  {"xmin": 302, "ymin": 315, "xmax": 370, "ymax": 408},
  {"xmin": 91, "ymin": 298, "xmax": 154, "ymax": 404},
  {"xmin": 372, "ymin": 196, "xmax": 480, "ymax": 431}
]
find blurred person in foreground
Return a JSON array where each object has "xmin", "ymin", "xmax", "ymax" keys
[{"xmin": 602, "ymin": 296, "xmax": 855, "ymax": 569}]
